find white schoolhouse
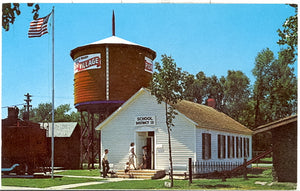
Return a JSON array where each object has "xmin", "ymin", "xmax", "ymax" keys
[{"xmin": 96, "ymin": 88, "xmax": 252, "ymax": 171}]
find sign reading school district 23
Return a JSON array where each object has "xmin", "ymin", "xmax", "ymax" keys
[
  {"xmin": 74, "ymin": 53, "xmax": 101, "ymax": 74},
  {"xmin": 145, "ymin": 57, "xmax": 153, "ymax": 74},
  {"xmin": 135, "ymin": 116, "xmax": 156, "ymax": 126}
]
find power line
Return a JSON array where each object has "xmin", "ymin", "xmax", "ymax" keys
[
  {"xmin": 1, "ymin": 103, "xmax": 25, "ymax": 108},
  {"xmin": 33, "ymin": 95, "xmax": 73, "ymax": 100}
]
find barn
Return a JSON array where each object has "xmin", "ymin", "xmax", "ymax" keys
[
  {"xmin": 254, "ymin": 115, "xmax": 297, "ymax": 183},
  {"xmin": 96, "ymin": 88, "xmax": 252, "ymax": 171},
  {"xmin": 41, "ymin": 122, "xmax": 81, "ymax": 169}
]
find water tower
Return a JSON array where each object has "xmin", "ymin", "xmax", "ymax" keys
[{"xmin": 70, "ymin": 12, "xmax": 156, "ymax": 168}]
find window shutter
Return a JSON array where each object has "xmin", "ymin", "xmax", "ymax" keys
[
  {"xmin": 208, "ymin": 134, "xmax": 211, "ymax": 159},
  {"xmin": 222, "ymin": 135, "xmax": 226, "ymax": 159},
  {"xmin": 218, "ymin": 135, "xmax": 221, "ymax": 158},
  {"xmin": 202, "ymin": 133, "xmax": 205, "ymax": 160},
  {"xmin": 232, "ymin": 136, "xmax": 235, "ymax": 158}
]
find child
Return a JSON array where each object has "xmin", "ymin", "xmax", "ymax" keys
[
  {"xmin": 124, "ymin": 162, "xmax": 130, "ymax": 173},
  {"xmin": 125, "ymin": 162, "xmax": 133, "ymax": 178}
]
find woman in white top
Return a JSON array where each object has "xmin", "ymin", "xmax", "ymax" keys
[{"xmin": 128, "ymin": 142, "xmax": 137, "ymax": 170}]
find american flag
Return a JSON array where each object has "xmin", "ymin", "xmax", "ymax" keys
[{"xmin": 28, "ymin": 13, "xmax": 51, "ymax": 38}]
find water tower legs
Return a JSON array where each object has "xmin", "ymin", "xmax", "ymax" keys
[
  {"xmin": 80, "ymin": 111, "xmax": 102, "ymax": 169},
  {"xmin": 78, "ymin": 104, "xmax": 122, "ymax": 169}
]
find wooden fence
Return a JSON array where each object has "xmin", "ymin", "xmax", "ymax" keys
[{"xmin": 191, "ymin": 161, "xmax": 243, "ymax": 174}]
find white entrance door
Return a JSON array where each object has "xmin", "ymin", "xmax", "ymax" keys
[{"xmin": 136, "ymin": 131, "xmax": 155, "ymax": 169}]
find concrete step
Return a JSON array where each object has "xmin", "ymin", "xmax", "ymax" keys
[{"xmin": 116, "ymin": 169, "xmax": 165, "ymax": 179}]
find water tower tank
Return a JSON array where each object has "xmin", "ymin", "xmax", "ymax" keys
[{"xmin": 70, "ymin": 36, "xmax": 156, "ymax": 111}]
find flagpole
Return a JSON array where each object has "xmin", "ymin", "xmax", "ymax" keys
[{"xmin": 51, "ymin": 6, "xmax": 55, "ymax": 179}]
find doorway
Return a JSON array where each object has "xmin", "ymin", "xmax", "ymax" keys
[{"xmin": 136, "ymin": 131, "xmax": 155, "ymax": 169}]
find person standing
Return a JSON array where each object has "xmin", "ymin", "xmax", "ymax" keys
[
  {"xmin": 128, "ymin": 142, "xmax": 137, "ymax": 170},
  {"xmin": 102, "ymin": 149, "xmax": 110, "ymax": 178},
  {"xmin": 141, "ymin": 146, "xmax": 149, "ymax": 169}
]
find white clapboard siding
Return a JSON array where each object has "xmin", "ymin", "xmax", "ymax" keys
[
  {"xmin": 99, "ymin": 88, "xmax": 252, "ymax": 171},
  {"xmin": 101, "ymin": 90, "xmax": 196, "ymax": 170},
  {"xmin": 196, "ymin": 128, "xmax": 252, "ymax": 163},
  {"xmin": 155, "ymin": 113, "xmax": 196, "ymax": 170},
  {"xmin": 101, "ymin": 90, "xmax": 163, "ymax": 169}
]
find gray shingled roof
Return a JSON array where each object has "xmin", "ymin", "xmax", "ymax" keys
[{"xmin": 40, "ymin": 122, "xmax": 78, "ymax": 138}]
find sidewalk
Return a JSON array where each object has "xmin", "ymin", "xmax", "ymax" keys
[
  {"xmin": 47, "ymin": 178, "xmax": 128, "ymax": 189},
  {"xmin": 1, "ymin": 176, "xmax": 141, "ymax": 190}
]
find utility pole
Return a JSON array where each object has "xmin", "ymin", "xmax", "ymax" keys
[{"xmin": 24, "ymin": 93, "xmax": 32, "ymax": 120}]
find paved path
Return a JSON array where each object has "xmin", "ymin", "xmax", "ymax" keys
[
  {"xmin": 1, "ymin": 176, "xmax": 141, "ymax": 190},
  {"xmin": 1, "ymin": 186, "xmax": 41, "ymax": 190},
  {"xmin": 46, "ymin": 178, "xmax": 129, "ymax": 189}
]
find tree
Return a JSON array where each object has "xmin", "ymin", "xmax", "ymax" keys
[
  {"xmin": 252, "ymin": 48, "xmax": 274, "ymax": 127},
  {"xmin": 32, "ymin": 103, "xmax": 52, "ymax": 123},
  {"xmin": 150, "ymin": 54, "xmax": 184, "ymax": 187},
  {"xmin": 267, "ymin": 50, "xmax": 297, "ymax": 120},
  {"xmin": 206, "ymin": 75, "xmax": 225, "ymax": 111},
  {"xmin": 277, "ymin": 4, "xmax": 298, "ymax": 64},
  {"xmin": 2, "ymin": 3, "xmax": 40, "ymax": 31},
  {"xmin": 252, "ymin": 47, "xmax": 297, "ymax": 126},
  {"xmin": 222, "ymin": 70, "xmax": 251, "ymax": 124},
  {"xmin": 182, "ymin": 71, "xmax": 208, "ymax": 104},
  {"xmin": 19, "ymin": 103, "xmax": 80, "ymax": 123},
  {"xmin": 55, "ymin": 104, "xmax": 72, "ymax": 122}
]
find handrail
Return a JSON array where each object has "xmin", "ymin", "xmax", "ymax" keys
[{"xmin": 231, "ymin": 147, "xmax": 273, "ymax": 173}]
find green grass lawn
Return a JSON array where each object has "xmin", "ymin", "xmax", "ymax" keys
[
  {"xmin": 73, "ymin": 168, "xmax": 296, "ymax": 190},
  {"xmin": 72, "ymin": 178, "xmax": 296, "ymax": 190},
  {"xmin": 260, "ymin": 157, "xmax": 273, "ymax": 163},
  {"xmin": 55, "ymin": 169, "xmax": 101, "ymax": 176},
  {"xmin": 1, "ymin": 176, "xmax": 99, "ymax": 188},
  {"xmin": 1, "ymin": 168, "xmax": 296, "ymax": 190}
]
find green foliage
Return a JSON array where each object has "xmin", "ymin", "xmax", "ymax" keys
[
  {"xmin": 31, "ymin": 103, "xmax": 52, "ymax": 122},
  {"xmin": 267, "ymin": 51, "xmax": 297, "ymax": 119},
  {"xmin": 252, "ymin": 48, "xmax": 297, "ymax": 127},
  {"xmin": 2, "ymin": 3, "xmax": 40, "ymax": 31},
  {"xmin": 182, "ymin": 70, "xmax": 251, "ymax": 127},
  {"xmin": 277, "ymin": 4, "xmax": 298, "ymax": 63},
  {"xmin": 150, "ymin": 54, "xmax": 184, "ymax": 128},
  {"xmin": 19, "ymin": 103, "xmax": 80, "ymax": 123},
  {"xmin": 150, "ymin": 54, "xmax": 184, "ymax": 187},
  {"xmin": 252, "ymin": 48, "xmax": 275, "ymax": 127}
]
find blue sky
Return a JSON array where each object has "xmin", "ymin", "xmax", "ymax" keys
[{"xmin": 1, "ymin": 3, "xmax": 297, "ymax": 118}]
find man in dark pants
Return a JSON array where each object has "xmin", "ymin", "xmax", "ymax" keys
[{"xmin": 102, "ymin": 149, "xmax": 110, "ymax": 178}]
